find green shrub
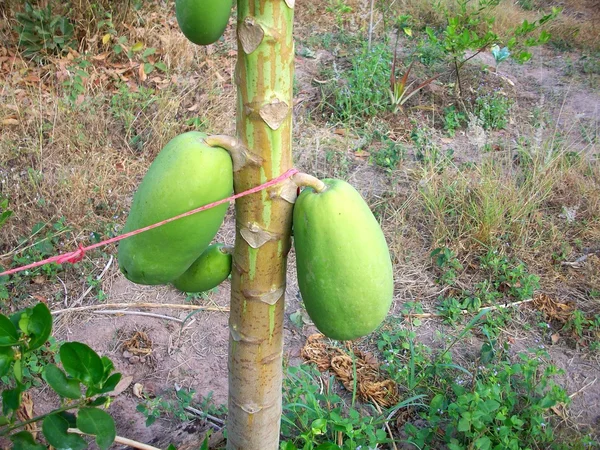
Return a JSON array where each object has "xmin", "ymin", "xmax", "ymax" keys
[
  {"xmin": 15, "ymin": 2, "xmax": 75, "ymax": 62},
  {"xmin": 322, "ymin": 42, "xmax": 391, "ymax": 122}
]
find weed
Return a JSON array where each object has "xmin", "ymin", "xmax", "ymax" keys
[
  {"xmin": 15, "ymin": 2, "xmax": 75, "ymax": 63},
  {"xmin": 137, "ymin": 387, "xmax": 196, "ymax": 426},
  {"xmin": 321, "ymin": 42, "xmax": 391, "ymax": 122},
  {"xmin": 61, "ymin": 58, "xmax": 92, "ymax": 106},
  {"xmin": 375, "ymin": 315, "xmax": 570, "ymax": 449},
  {"xmin": 431, "ymin": 247, "xmax": 464, "ymax": 285},
  {"xmin": 474, "ymin": 92, "xmax": 512, "ymax": 130},
  {"xmin": 326, "ymin": 0, "xmax": 352, "ymax": 30},
  {"xmin": 444, "ymin": 105, "xmax": 467, "ymax": 136},
  {"xmin": 109, "ymin": 84, "xmax": 157, "ymax": 151},
  {"xmin": 371, "ymin": 139, "xmax": 405, "ymax": 171},
  {"xmin": 280, "ymin": 365, "xmax": 399, "ymax": 449},
  {"xmin": 479, "ymin": 250, "xmax": 540, "ymax": 301}
]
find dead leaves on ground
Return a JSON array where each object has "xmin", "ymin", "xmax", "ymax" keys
[
  {"xmin": 301, "ymin": 334, "xmax": 398, "ymax": 408},
  {"xmin": 532, "ymin": 293, "xmax": 575, "ymax": 323}
]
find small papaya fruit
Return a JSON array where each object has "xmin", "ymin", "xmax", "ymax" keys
[
  {"xmin": 173, "ymin": 243, "xmax": 233, "ymax": 293},
  {"xmin": 176, "ymin": 0, "xmax": 233, "ymax": 46},
  {"xmin": 293, "ymin": 179, "xmax": 393, "ymax": 341},
  {"xmin": 118, "ymin": 131, "xmax": 233, "ymax": 285}
]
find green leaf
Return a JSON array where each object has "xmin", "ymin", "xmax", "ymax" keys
[
  {"xmin": 10, "ymin": 431, "xmax": 46, "ymax": 450},
  {"xmin": 0, "ymin": 346, "xmax": 14, "ymax": 377},
  {"xmin": 474, "ymin": 436, "xmax": 492, "ymax": 450},
  {"xmin": 2, "ymin": 385, "xmax": 22, "ymax": 416},
  {"xmin": 0, "ymin": 313, "xmax": 19, "ymax": 346},
  {"xmin": 27, "ymin": 303, "xmax": 52, "ymax": 351},
  {"xmin": 154, "ymin": 61, "xmax": 168, "ymax": 72},
  {"xmin": 144, "ymin": 63, "xmax": 155, "ymax": 75},
  {"xmin": 457, "ymin": 416, "xmax": 471, "ymax": 433},
  {"xmin": 42, "ymin": 413, "xmax": 87, "ymax": 450},
  {"xmin": 142, "ymin": 47, "xmax": 156, "ymax": 58},
  {"xmin": 315, "ymin": 444, "xmax": 341, "ymax": 450},
  {"xmin": 100, "ymin": 356, "xmax": 114, "ymax": 382},
  {"xmin": 0, "ymin": 210, "xmax": 12, "ymax": 227},
  {"xmin": 87, "ymin": 396, "xmax": 109, "ymax": 407},
  {"xmin": 97, "ymin": 373, "xmax": 121, "ymax": 395},
  {"xmin": 44, "ymin": 364, "xmax": 82, "ymax": 399},
  {"xmin": 60, "ymin": 342, "xmax": 104, "ymax": 386},
  {"xmin": 77, "ymin": 408, "xmax": 116, "ymax": 450}
]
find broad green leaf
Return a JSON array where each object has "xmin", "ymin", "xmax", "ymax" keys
[
  {"xmin": 315, "ymin": 444, "xmax": 341, "ymax": 450},
  {"xmin": 76, "ymin": 407, "xmax": 116, "ymax": 450},
  {"xmin": 2, "ymin": 385, "xmax": 22, "ymax": 416},
  {"xmin": 97, "ymin": 373, "xmax": 121, "ymax": 395},
  {"xmin": 27, "ymin": 303, "xmax": 52, "ymax": 351},
  {"xmin": 60, "ymin": 342, "xmax": 104, "ymax": 386},
  {"xmin": 0, "ymin": 314, "xmax": 19, "ymax": 346},
  {"xmin": 87, "ymin": 396, "xmax": 109, "ymax": 407},
  {"xmin": 44, "ymin": 364, "xmax": 81, "ymax": 399},
  {"xmin": 100, "ymin": 356, "xmax": 114, "ymax": 382},
  {"xmin": 10, "ymin": 431, "xmax": 46, "ymax": 450},
  {"xmin": 0, "ymin": 346, "xmax": 14, "ymax": 377},
  {"xmin": 42, "ymin": 413, "xmax": 87, "ymax": 450},
  {"xmin": 142, "ymin": 47, "xmax": 156, "ymax": 58}
]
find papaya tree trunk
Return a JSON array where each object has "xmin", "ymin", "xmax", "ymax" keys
[{"xmin": 227, "ymin": 1, "xmax": 295, "ymax": 449}]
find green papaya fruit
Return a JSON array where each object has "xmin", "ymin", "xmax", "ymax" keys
[
  {"xmin": 173, "ymin": 243, "xmax": 232, "ymax": 293},
  {"xmin": 293, "ymin": 179, "xmax": 394, "ymax": 341},
  {"xmin": 176, "ymin": 0, "xmax": 233, "ymax": 46},
  {"xmin": 118, "ymin": 131, "xmax": 233, "ymax": 285}
]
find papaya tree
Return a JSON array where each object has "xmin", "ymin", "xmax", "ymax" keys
[{"xmin": 120, "ymin": 1, "xmax": 394, "ymax": 449}]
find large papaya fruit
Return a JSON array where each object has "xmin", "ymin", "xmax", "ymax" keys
[
  {"xmin": 175, "ymin": 0, "xmax": 233, "ymax": 46},
  {"xmin": 173, "ymin": 243, "xmax": 232, "ymax": 293},
  {"xmin": 118, "ymin": 132, "xmax": 233, "ymax": 285},
  {"xmin": 293, "ymin": 179, "xmax": 393, "ymax": 341}
]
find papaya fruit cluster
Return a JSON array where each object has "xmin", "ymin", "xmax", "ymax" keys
[
  {"xmin": 118, "ymin": 132, "xmax": 233, "ymax": 293},
  {"xmin": 119, "ymin": 134, "xmax": 393, "ymax": 340}
]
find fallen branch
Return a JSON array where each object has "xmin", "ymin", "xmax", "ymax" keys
[
  {"xmin": 52, "ymin": 302, "xmax": 230, "ymax": 316},
  {"xmin": 68, "ymin": 428, "xmax": 161, "ymax": 450},
  {"xmin": 90, "ymin": 310, "xmax": 185, "ymax": 323},
  {"xmin": 184, "ymin": 405, "xmax": 226, "ymax": 427},
  {"xmin": 403, "ymin": 298, "xmax": 534, "ymax": 319}
]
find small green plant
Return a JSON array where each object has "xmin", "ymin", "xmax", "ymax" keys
[
  {"xmin": 371, "ymin": 139, "xmax": 405, "ymax": 171},
  {"xmin": 109, "ymin": 84, "xmax": 157, "ymax": 150},
  {"xmin": 280, "ymin": 365, "xmax": 422, "ymax": 449},
  {"xmin": 0, "ymin": 303, "xmax": 120, "ymax": 449},
  {"xmin": 62, "ymin": 59, "xmax": 92, "ymax": 106},
  {"xmin": 479, "ymin": 250, "xmax": 540, "ymax": 301},
  {"xmin": 431, "ymin": 247, "xmax": 464, "ymax": 285},
  {"xmin": 0, "ymin": 196, "xmax": 12, "ymax": 230},
  {"xmin": 137, "ymin": 387, "xmax": 196, "ymax": 426},
  {"xmin": 443, "ymin": 105, "xmax": 467, "ymax": 136},
  {"xmin": 15, "ymin": 2, "xmax": 75, "ymax": 62},
  {"xmin": 475, "ymin": 92, "xmax": 512, "ymax": 130},
  {"xmin": 376, "ymin": 313, "xmax": 570, "ymax": 450},
  {"xmin": 321, "ymin": 42, "xmax": 391, "ymax": 122},
  {"xmin": 326, "ymin": 0, "xmax": 352, "ymax": 30},
  {"xmin": 491, "ymin": 44, "xmax": 511, "ymax": 70}
]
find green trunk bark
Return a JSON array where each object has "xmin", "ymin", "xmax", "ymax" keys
[{"xmin": 227, "ymin": 1, "xmax": 295, "ymax": 449}]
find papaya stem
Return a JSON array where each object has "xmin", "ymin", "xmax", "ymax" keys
[
  {"xmin": 205, "ymin": 135, "xmax": 262, "ymax": 171},
  {"xmin": 292, "ymin": 172, "xmax": 327, "ymax": 193},
  {"xmin": 220, "ymin": 244, "xmax": 235, "ymax": 255}
]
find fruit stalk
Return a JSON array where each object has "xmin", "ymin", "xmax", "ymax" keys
[{"xmin": 227, "ymin": 1, "xmax": 295, "ymax": 449}]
